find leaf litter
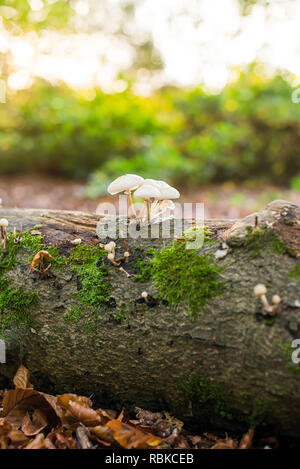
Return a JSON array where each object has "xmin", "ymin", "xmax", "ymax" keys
[{"xmin": 0, "ymin": 365, "xmax": 276, "ymax": 450}]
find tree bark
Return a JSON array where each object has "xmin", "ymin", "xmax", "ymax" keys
[{"xmin": 0, "ymin": 201, "xmax": 300, "ymax": 439}]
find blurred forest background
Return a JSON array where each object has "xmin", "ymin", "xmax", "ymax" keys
[{"xmin": 0, "ymin": 0, "xmax": 300, "ymax": 218}]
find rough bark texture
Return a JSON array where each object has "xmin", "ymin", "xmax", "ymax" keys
[{"xmin": 0, "ymin": 201, "xmax": 300, "ymax": 439}]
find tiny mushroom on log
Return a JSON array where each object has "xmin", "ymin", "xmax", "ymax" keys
[
  {"xmin": 134, "ymin": 183, "xmax": 161, "ymax": 224},
  {"xmin": 107, "ymin": 174, "xmax": 144, "ymax": 219},
  {"xmin": 0, "ymin": 218, "xmax": 8, "ymax": 251},
  {"xmin": 141, "ymin": 291, "xmax": 149, "ymax": 304},
  {"xmin": 254, "ymin": 284, "xmax": 281, "ymax": 316}
]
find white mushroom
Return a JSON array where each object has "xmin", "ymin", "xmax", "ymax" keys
[
  {"xmin": 104, "ymin": 241, "xmax": 116, "ymax": 256},
  {"xmin": 254, "ymin": 284, "xmax": 269, "ymax": 311},
  {"xmin": 71, "ymin": 238, "xmax": 82, "ymax": 245},
  {"xmin": 107, "ymin": 252, "xmax": 119, "ymax": 266},
  {"xmin": 134, "ymin": 184, "xmax": 161, "ymax": 224},
  {"xmin": 0, "ymin": 218, "xmax": 8, "ymax": 240},
  {"xmin": 141, "ymin": 291, "xmax": 149, "ymax": 303},
  {"xmin": 107, "ymin": 174, "xmax": 144, "ymax": 219},
  {"xmin": 151, "ymin": 184, "xmax": 180, "ymax": 217},
  {"xmin": 124, "ymin": 251, "xmax": 130, "ymax": 263}
]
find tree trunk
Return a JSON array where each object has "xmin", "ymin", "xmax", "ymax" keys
[{"xmin": 0, "ymin": 200, "xmax": 300, "ymax": 439}]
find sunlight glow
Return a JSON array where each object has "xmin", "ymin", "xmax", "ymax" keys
[{"xmin": 2, "ymin": 0, "xmax": 300, "ymax": 93}]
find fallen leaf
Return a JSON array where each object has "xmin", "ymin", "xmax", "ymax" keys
[
  {"xmin": 25, "ymin": 434, "xmax": 47, "ymax": 449},
  {"xmin": 67, "ymin": 401, "xmax": 102, "ymax": 426},
  {"xmin": 239, "ymin": 428, "xmax": 255, "ymax": 449},
  {"xmin": 107, "ymin": 419, "xmax": 162, "ymax": 449},
  {"xmin": 21, "ymin": 409, "xmax": 48, "ymax": 436},
  {"xmin": 13, "ymin": 365, "xmax": 33, "ymax": 390},
  {"xmin": 57, "ymin": 394, "xmax": 93, "ymax": 410}
]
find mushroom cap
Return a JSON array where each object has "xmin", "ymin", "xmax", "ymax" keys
[
  {"xmin": 0, "ymin": 218, "xmax": 8, "ymax": 227},
  {"xmin": 141, "ymin": 291, "xmax": 148, "ymax": 298},
  {"xmin": 272, "ymin": 294, "xmax": 281, "ymax": 305},
  {"xmin": 134, "ymin": 183, "xmax": 161, "ymax": 199},
  {"xmin": 254, "ymin": 284, "xmax": 267, "ymax": 296},
  {"xmin": 124, "ymin": 251, "xmax": 130, "ymax": 257},
  {"xmin": 107, "ymin": 253, "xmax": 115, "ymax": 260},
  {"xmin": 107, "ymin": 174, "xmax": 144, "ymax": 195},
  {"xmin": 158, "ymin": 185, "xmax": 180, "ymax": 200},
  {"xmin": 104, "ymin": 241, "xmax": 115, "ymax": 253}
]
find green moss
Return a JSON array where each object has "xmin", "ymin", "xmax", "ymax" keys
[
  {"xmin": 0, "ymin": 232, "xmax": 43, "ymax": 334},
  {"xmin": 112, "ymin": 308, "xmax": 127, "ymax": 323},
  {"xmin": 281, "ymin": 342, "xmax": 300, "ymax": 376},
  {"xmin": 151, "ymin": 240, "xmax": 224, "ymax": 318},
  {"xmin": 133, "ymin": 248, "xmax": 156, "ymax": 282},
  {"xmin": 182, "ymin": 374, "xmax": 233, "ymax": 420},
  {"xmin": 69, "ymin": 245, "xmax": 110, "ymax": 309},
  {"xmin": 20, "ymin": 232, "xmax": 67, "ymax": 269},
  {"xmin": 264, "ymin": 318, "xmax": 275, "ymax": 326},
  {"xmin": 0, "ymin": 277, "xmax": 38, "ymax": 334},
  {"xmin": 64, "ymin": 304, "xmax": 83, "ymax": 323},
  {"xmin": 240, "ymin": 226, "xmax": 296, "ymax": 257},
  {"xmin": 289, "ymin": 264, "xmax": 300, "ymax": 279},
  {"xmin": 65, "ymin": 244, "xmax": 111, "ymax": 331}
]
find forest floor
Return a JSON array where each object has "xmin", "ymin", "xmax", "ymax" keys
[{"xmin": 0, "ymin": 174, "xmax": 299, "ymax": 218}]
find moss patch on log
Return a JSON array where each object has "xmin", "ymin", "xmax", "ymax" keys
[
  {"xmin": 235, "ymin": 226, "xmax": 296, "ymax": 257},
  {"xmin": 64, "ymin": 244, "xmax": 111, "ymax": 331},
  {"xmin": 151, "ymin": 239, "xmax": 224, "ymax": 318}
]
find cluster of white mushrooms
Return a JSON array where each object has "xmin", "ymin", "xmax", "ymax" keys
[{"xmin": 107, "ymin": 174, "xmax": 180, "ymax": 223}]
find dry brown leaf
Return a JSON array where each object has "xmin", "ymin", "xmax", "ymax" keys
[
  {"xmin": 106, "ymin": 419, "xmax": 162, "ymax": 449},
  {"xmin": 46, "ymin": 429, "xmax": 77, "ymax": 449},
  {"xmin": 7, "ymin": 429, "xmax": 29, "ymax": 447},
  {"xmin": 13, "ymin": 365, "xmax": 33, "ymax": 390},
  {"xmin": 239, "ymin": 428, "xmax": 255, "ymax": 449},
  {"xmin": 212, "ymin": 437, "xmax": 237, "ymax": 449},
  {"xmin": 0, "ymin": 418, "xmax": 12, "ymax": 436},
  {"xmin": 21, "ymin": 409, "xmax": 48, "ymax": 436},
  {"xmin": 25, "ymin": 434, "xmax": 47, "ymax": 449},
  {"xmin": 2, "ymin": 389, "xmax": 62, "ymax": 429},
  {"xmin": 57, "ymin": 394, "xmax": 93, "ymax": 410},
  {"xmin": 91, "ymin": 425, "xmax": 114, "ymax": 444},
  {"xmin": 67, "ymin": 401, "xmax": 102, "ymax": 426}
]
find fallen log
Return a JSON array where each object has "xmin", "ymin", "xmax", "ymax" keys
[{"xmin": 0, "ymin": 200, "xmax": 300, "ymax": 438}]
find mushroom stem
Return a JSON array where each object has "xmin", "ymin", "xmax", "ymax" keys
[
  {"xmin": 126, "ymin": 190, "xmax": 137, "ymax": 219},
  {"xmin": 119, "ymin": 266, "xmax": 131, "ymax": 278},
  {"xmin": 146, "ymin": 199, "xmax": 151, "ymax": 224}
]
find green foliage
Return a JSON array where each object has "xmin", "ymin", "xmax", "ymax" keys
[
  {"xmin": 1, "ymin": 68, "xmax": 300, "ymax": 188},
  {"xmin": 0, "ymin": 0, "xmax": 73, "ymax": 31},
  {"xmin": 151, "ymin": 240, "xmax": 224, "ymax": 318}
]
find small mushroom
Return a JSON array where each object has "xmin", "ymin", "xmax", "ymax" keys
[
  {"xmin": 107, "ymin": 252, "xmax": 119, "ymax": 266},
  {"xmin": 104, "ymin": 241, "xmax": 116, "ymax": 256},
  {"xmin": 254, "ymin": 284, "xmax": 281, "ymax": 316},
  {"xmin": 124, "ymin": 251, "xmax": 130, "ymax": 263},
  {"xmin": 134, "ymin": 184, "xmax": 161, "ymax": 224},
  {"xmin": 0, "ymin": 218, "xmax": 8, "ymax": 238},
  {"xmin": 107, "ymin": 174, "xmax": 144, "ymax": 219},
  {"xmin": 0, "ymin": 218, "xmax": 8, "ymax": 251},
  {"xmin": 254, "ymin": 284, "xmax": 269, "ymax": 311},
  {"xmin": 151, "ymin": 184, "xmax": 180, "ymax": 218},
  {"xmin": 141, "ymin": 291, "xmax": 149, "ymax": 304},
  {"xmin": 71, "ymin": 238, "xmax": 82, "ymax": 245}
]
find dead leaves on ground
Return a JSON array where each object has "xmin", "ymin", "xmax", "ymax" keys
[{"xmin": 0, "ymin": 365, "xmax": 274, "ymax": 450}]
